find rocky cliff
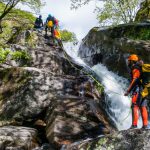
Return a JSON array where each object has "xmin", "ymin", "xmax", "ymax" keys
[
  {"xmin": 0, "ymin": 30, "xmax": 115, "ymax": 150},
  {"xmin": 78, "ymin": 23, "xmax": 150, "ymax": 77}
]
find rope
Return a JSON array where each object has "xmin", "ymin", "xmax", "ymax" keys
[
  {"xmin": 62, "ymin": 49, "xmax": 124, "ymax": 95},
  {"xmin": 120, "ymin": 109, "xmax": 132, "ymax": 123},
  {"xmin": 119, "ymin": 97, "xmax": 132, "ymax": 123}
]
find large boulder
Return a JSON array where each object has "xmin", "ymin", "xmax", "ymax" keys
[
  {"xmin": 45, "ymin": 95, "xmax": 115, "ymax": 148},
  {"xmin": 0, "ymin": 67, "xmax": 66, "ymax": 126},
  {"xmin": 0, "ymin": 126, "xmax": 39, "ymax": 150},
  {"xmin": 64, "ymin": 129, "xmax": 150, "ymax": 150}
]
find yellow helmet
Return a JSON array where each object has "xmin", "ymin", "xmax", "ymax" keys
[{"xmin": 128, "ymin": 54, "xmax": 139, "ymax": 61}]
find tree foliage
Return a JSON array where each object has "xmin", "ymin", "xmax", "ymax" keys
[
  {"xmin": 60, "ymin": 29, "xmax": 78, "ymax": 42},
  {"xmin": 71, "ymin": 0, "xmax": 143, "ymax": 26},
  {"xmin": 0, "ymin": 2, "xmax": 36, "ymax": 46},
  {"xmin": 135, "ymin": 0, "xmax": 150, "ymax": 21},
  {"xmin": 96, "ymin": 0, "xmax": 140, "ymax": 26},
  {"xmin": 0, "ymin": 0, "xmax": 43, "ymax": 33},
  {"xmin": 70, "ymin": 0, "xmax": 105, "ymax": 9}
]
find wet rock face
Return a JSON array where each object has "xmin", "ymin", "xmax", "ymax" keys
[
  {"xmin": 78, "ymin": 24, "xmax": 150, "ymax": 78},
  {"xmin": 44, "ymin": 76, "xmax": 114, "ymax": 148},
  {"xmin": 65, "ymin": 129, "xmax": 150, "ymax": 150},
  {"xmin": 45, "ymin": 96, "xmax": 112, "ymax": 148},
  {"xmin": 0, "ymin": 126, "xmax": 39, "ymax": 150}
]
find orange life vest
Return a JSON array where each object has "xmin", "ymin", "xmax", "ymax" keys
[{"xmin": 54, "ymin": 29, "xmax": 61, "ymax": 39}]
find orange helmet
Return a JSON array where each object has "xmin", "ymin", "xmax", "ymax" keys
[{"xmin": 128, "ymin": 54, "xmax": 139, "ymax": 61}]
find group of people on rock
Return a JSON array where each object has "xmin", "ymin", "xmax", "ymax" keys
[{"xmin": 34, "ymin": 14, "xmax": 62, "ymax": 47}]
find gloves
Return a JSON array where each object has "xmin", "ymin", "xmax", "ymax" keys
[{"xmin": 124, "ymin": 91, "xmax": 129, "ymax": 96}]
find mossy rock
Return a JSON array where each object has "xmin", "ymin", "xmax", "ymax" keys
[{"xmin": 0, "ymin": 67, "xmax": 31, "ymax": 101}]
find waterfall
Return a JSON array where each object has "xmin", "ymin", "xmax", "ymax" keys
[
  {"xmin": 92, "ymin": 64, "xmax": 132, "ymax": 130},
  {"xmin": 63, "ymin": 42, "xmax": 142, "ymax": 130}
]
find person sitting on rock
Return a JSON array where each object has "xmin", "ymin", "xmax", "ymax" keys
[{"xmin": 34, "ymin": 15, "xmax": 43, "ymax": 29}]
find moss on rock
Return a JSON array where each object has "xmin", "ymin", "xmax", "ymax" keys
[{"xmin": 0, "ymin": 67, "xmax": 31, "ymax": 101}]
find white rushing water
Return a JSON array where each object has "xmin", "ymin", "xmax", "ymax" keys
[
  {"xmin": 63, "ymin": 42, "xmax": 86, "ymax": 66},
  {"xmin": 92, "ymin": 64, "xmax": 132, "ymax": 130},
  {"xmin": 63, "ymin": 42, "xmax": 143, "ymax": 130}
]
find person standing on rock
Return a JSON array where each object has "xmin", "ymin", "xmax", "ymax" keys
[
  {"xmin": 45, "ymin": 14, "xmax": 55, "ymax": 37},
  {"xmin": 124, "ymin": 54, "xmax": 149, "ymax": 129}
]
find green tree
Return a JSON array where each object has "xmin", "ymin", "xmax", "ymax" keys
[
  {"xmin": 60, "ymin": 29, "xmax": 78, "ymax": 42},
  {"xmin": 135, "ymin": 0, "xmax": 150, "ymax": 21},
  {"xmin": 71, "ymin": 0, "xmax": 142, "ymax": 26},
  {"xmin": 0, "ymin": 0, "xmax": 44, "ymax": 33},
  {"xmin": 97, "ymin": 0, "xmax": 140, "ymax": 26},
  {"xmin": 0, "ymin": 2, "xmax": 36, "ymax": 45},
  {"xmin": 70, "ymin": 0, "xmax": 105, "ymax": 9}
]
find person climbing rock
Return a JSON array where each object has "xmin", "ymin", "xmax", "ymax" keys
[
  {"xmin": 45, "ymin": 14, "xmax": 55, "ymax": 37},
  {"xmin": 34, "ymin": 15, "xmax": 43, "ymax": 29},
  {"xmin": 54, "ymin": 27, "xmax": 63, "ymax": 49},
  {"xmin": 124, "ymin": 54, "xmax": 149, "ymax": 129}
]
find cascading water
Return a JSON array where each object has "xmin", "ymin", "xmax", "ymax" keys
[
  {"xmin": 92, "ymin": 64, "xmax": 132, "ymax": 130},
  {"xmin": 63, "ymin": 42, "xmax": 142, "ymax": 130}
]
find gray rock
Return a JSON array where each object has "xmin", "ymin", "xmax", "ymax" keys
[
  {"xmin": 64, "ymin": 129, "xmax": 150, "ymax": 150},
  {"xmin": 0, "ymin": 126, "xmax": 39, "ymax": 150}
]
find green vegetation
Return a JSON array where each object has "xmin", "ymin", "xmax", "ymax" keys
[
  {"xmin": 60, "ymin": 29, "xmax": 78, "ymax": 42},
  {"xmin": 96, "ymin": 0, "xmax": 140, "ymax": 26},
  {"xmin": 0, "ymin": 2, "xmax": 36, "ymax": 46},
  {"xmin": 0, "ymin": 2, "xmax": 36, "ymax": 23},
  {"xmin": 95, "ymin": 82, "xmax": 104, "ymax": 94},
  {"xmin": 135, "ymin": 0, "xmax": 150, "ymax": 21},
  {"xmin": 11, "ymin": 50, "xmax": 30, "ymax": 61},
  {"xmin": 0, "ymin": 48, "xmax": 10, "ymax": 63},
  {"xmin": 0, "ymin": 47, "xmax": 31, "ymax": 64},
  {"xmin": 125, "ymin": 28, "xmax": 150, "ymax": 40},
  {"xmin": 0, "ymin": 0, "xmax": 43, "ymax": 30}
]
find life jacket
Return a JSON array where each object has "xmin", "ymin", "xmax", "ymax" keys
[
  {"xmin": 141, "ymin": 64, "xmax": 150, "ymax": 85},
  {"xmin": 47, "ymin": 21, "xmax": 53, "ymax": 27},
  {"xmin": 46, "ymin": 16, "xmax": 55, "ymax": 27},
  {"xmin": 141, "ymin": 64, "xmax": 150, "ymax": 98},
  {"xmin": 54, "ymin": 29, "xmax": 61, "ymax": 39},
  {"xmin": 130, "ymin": 64, "xmax": 142, "ymax": 83}
]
